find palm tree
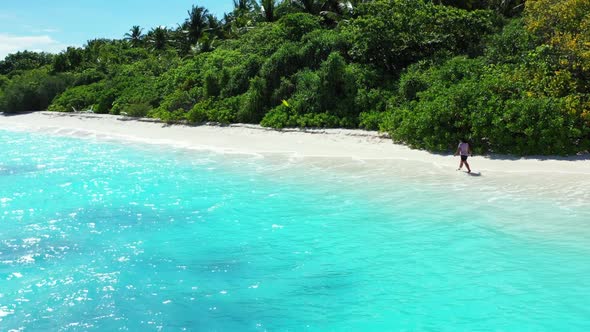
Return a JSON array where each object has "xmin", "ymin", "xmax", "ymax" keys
[
  {"xmin": 185, "ymin": 5, "xmax": 210, "ymax": 44},
  {"xmin": 124, "ymin": 25, "xmax": 144, "ymax": 47},
  {"xmin": 224, "ymin": 0, "xmax": 260, "ymax": 35},
  {"xmin": 259, "ymin": 0, "xmax": 277, "ymax": 22},
  {"xmin": 326, "ymin": 0, "xmax": 355, "ymax": 13},
  {"xmin": 171, "ymin": 24, "xmax": 191, "ymax": 56},
  {"xmin": 290, "ymin": 0, "xmax": 323, "ymax": 14},
  {"xmin": 321, "ymin": 0, "xmax": 359, "ymax": 22},
  {"xmin": 195, "ymin": 32, "xmax": 221, "ymax": 53},
  {"xmin": 206, "ymin": 14, "xmax": 221, "ymax": 31},
  {"xmin": 147, "ymin": 26, "xmax": 170, "ymax": 51},
  {"xmin": 220, "ymin": 13, "xmax": 235, "ymax": 37},
  {"xmin": 205, "ymin": 14, "xmax": 225, "ymax": 40},
  {"xmin": 287, "ymin": 0, "xmax": 371, "ymax": 18},
  {"xmin": 234, "ymin": 0, "xmax": 257, "ymax": 12}
]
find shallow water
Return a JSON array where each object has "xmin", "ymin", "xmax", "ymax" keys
[{"xmin": 1, "ymin": 130, "xmax": 589, "ymax": 331}]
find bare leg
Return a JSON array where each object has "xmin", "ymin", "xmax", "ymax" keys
[
  {"xmin": 465, "ymin": 161, "xmax": 471, "ymax": 173},
  {"xmin": 457, "ymin": 160, "xmax": 463, "ymax": 170}
]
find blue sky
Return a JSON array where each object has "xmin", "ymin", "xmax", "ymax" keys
[{"xmin": 0, "ymin": 1, "xmax": 234, "ymax": 59}]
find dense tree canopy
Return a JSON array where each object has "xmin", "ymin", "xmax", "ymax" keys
[
  {"xmin": 0, "ymin": 51, "xmax": 55, "ymax": 75},
  {"xmin": 1, "ymin": 0, "xmax": 589, "ymax": 155}
]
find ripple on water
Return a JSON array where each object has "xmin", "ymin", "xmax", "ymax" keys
[{"xmin": 0, "ymin": 129, "xmax": 589, "ymax": 331}]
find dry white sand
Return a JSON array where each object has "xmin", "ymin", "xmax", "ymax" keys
[
  {"xmin": 1, "ymin": 111, "xmax": 590, "ymax": 201},
  {"xmin": 1, "ymin": 112, "xmax": 589, "ymax": 173}
]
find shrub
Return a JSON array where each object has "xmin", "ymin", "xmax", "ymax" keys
[
  {"xmin": 317, "ymin": 52, "xmax": 358, "ymax": 119},
  {"xmin": 221, "ymin": 55, "xmax": 263, "ymax": 98},
  {"xmin": 288, "ymin": 69, "xmax": 321, "ymax": 115},
  {"xmin": 186, "ymin": 100, "xmax": 210, "ymax": 124},
  {"xmin": 398, "ymin": 67, "xmax": 429, "ymax": 101},
  {"xmin": 270, "ymin": 77, "xmax": 296, "ymax": 106},
  {"xmin": 224, "ymin": 21, "xmax": 287, "ymax": 57},
  {"xmin": 485, "ymin": 19, "xmax": 538, "ymax": 64},
  {"xmin": 259, "ymin": 43, "xmax": 304, "ymax": 93},
  {"xmin": 208, "ymin": 96, "xmax": 240, "ymax": 124},
  {"xmin": 95, "ymin": 89, "xmax": 117, "ymax": 114},
  {"xmin": 294, "ymin": 112, "xmax": 347, "ymax": 128},
  {"xmin": 73, "ymin": 68, "xmax": 106, "ymax": 86},
  {"xmin": 0, "ymin": 70, "xmax": 73, "ymax": 113},
  {"xmin": 0, "ymin": 75, "xmax": 8, "ymax": 89},
  {"xmin": 383, "ymin": 57, "xmax": 590, "ymax": 155},
  {"xmin": 242, "ymin": 76, "xmax": 269, "ymax": 123},
  {"xmin": 299, "ymin": 29, "xmax": 350, "ymax": 69},
  {"xmin": 110, "ymin": 76, "xmax": 161, "ymax": 115},
  {"xmin": 204, "ymin": 70, "xmax": 222, "ymax": 98},
  {"xmin": 359, "ymin": 111, "xmax": 387, "ymax": 131},
  {"xmin": 156, "ymin": 90, "xmax": 196, "ymax": 114},
  {"xmin": 260, "ymin": 104, "xmax": 295, "ymax": 129},
  {"xmin": 344, "ymin": 0, "xmax": 501, "ymax": 72},
  {"xmin": 48, "ymin": 82, "xmax": 104, "ymax": 112},
  {"xmin": 278, "ymin": 13, "xmax": 321, "ymax": 41},
  {"xmin": 0, "ymin": 51, "xmax": 54, "ymax": 75},
  {"xmin": 120, "ymin": 102, "xmax": 152, "ymax": 117}
]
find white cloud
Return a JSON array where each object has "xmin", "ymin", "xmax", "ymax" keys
[
  {"xmin": 40, "ymin": 28, "xmax": 61, "ymax": 33},
  {"xmin": 21, "ymin": 24, "xmax": 61, "ymax": 34},
  {"xmin": 0, "ymin": 34, "xmax": 69, "ymax": 60}
]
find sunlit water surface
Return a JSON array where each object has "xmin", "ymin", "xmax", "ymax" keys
[{"xmin": 1, "ymin": 129, "xmax": 589, "ymax": 331}]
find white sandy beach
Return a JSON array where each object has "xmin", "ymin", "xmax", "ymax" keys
[
  {"xmin": 1, "ymin": 111, "xmax": 590, "ymax": 237},
  {"xmin": 2, "ymin": 110, "xmax": 590, "ymax": 203},
  {"xmin": 1, "ymin": 112, "xmax": 589, "ymax": 175}
]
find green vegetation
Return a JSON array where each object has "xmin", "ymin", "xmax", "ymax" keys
[{"xmin": 1, "ymin": 0, "xmax": 588, "ymax": 155}]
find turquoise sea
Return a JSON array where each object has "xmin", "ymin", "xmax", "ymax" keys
[{"xmin": 1, "ymin": 129, "xmax": 589, "ymax": 331}]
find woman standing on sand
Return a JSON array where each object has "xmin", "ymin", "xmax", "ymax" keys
[{"xmin": 454, "ymin": 139, "xmax": 472, "ymax": 173}]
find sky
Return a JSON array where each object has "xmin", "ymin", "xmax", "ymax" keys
[{"xmin": 0, "ymin": 1, "xmax": 234, "ymax": 60}]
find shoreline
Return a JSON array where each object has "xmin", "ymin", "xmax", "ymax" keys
[
  {"xmin": 2, "ymin": 111, "xmax": 590, "ymax": 223},
  {"xmin": 1, "ymin": 111, "xmax": 590, "ymax": 177}
]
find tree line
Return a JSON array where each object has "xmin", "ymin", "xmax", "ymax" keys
[{"xmin": 1, "ymin": 0, "xmax": 588, "ymax": 155}]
